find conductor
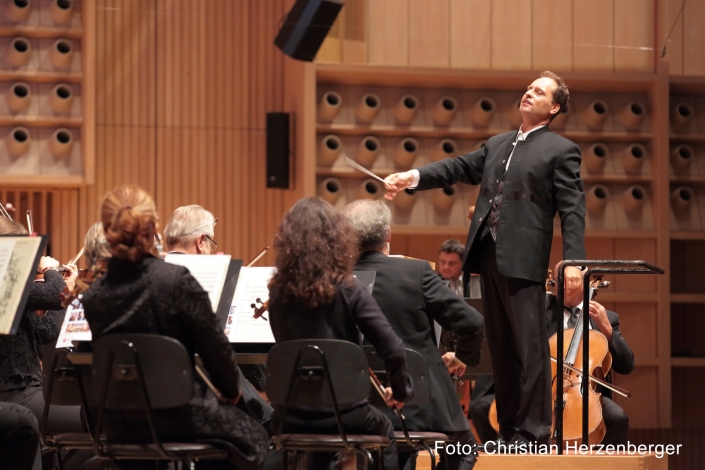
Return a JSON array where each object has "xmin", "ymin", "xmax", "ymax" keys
[{"xmin": 383, "ymin": 71, "xmax": 586, "ymax": 447}]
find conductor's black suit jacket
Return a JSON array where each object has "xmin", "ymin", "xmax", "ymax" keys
[
  {"xmin": 355, "ymin": 251, "xmax": 484, "ymax": 432},
  {"xmin": 472, "ymin": 293, "xmax": 634, "ymax": 402},
  {"xmin": 416, "ymin": 126, "xmax": 586, "ymax": 283}
]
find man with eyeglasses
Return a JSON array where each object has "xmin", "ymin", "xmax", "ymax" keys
[
  {"xmin": 162, "ymin": 205, "xmax": 273, "ymax": 429},
  {"xmin": 163, "ymin": 204, "xmax": 219, "ymax": 254}
]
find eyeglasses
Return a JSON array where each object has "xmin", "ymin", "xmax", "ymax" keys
[
  {"xmin": 204, "ymin": 234, "xmax": 218, "ymax": 249},
  {"xmin": 204, "ymin": 217, "xmax": 218, "ymax": 250}
]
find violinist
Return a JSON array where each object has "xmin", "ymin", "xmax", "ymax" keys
[
  {"xmin": 162, "ymin": 204, "xmax": 274, "ymax": 427},
  {"xmin": 163, "ymin": 204, "xmax": 218, "ymax": 254},
  {"xmin": 267, "ymin": 197, "xmax": 412, "ymax": 470},
  {"xmin": 0, "ymin": 219, "xmax": 84, "ymax": 436},
  {"xmin": 345, "ymin": 199, "xmax": 484, "ymax": 470},
  {"xmin": 471, "ymin": 263, "xmax": 634, "ymax": 447},
  {"xmin": 80, "ymin": 186, "xmax": 269, "ymax": 470}
]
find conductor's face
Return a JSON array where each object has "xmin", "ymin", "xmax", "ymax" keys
[{"xmin": 519, "ymin": 77, "xmax": 560, "ymax": 123}]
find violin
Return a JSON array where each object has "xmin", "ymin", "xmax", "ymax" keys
[
  {"xmin": 247, "ymin": 246, "xmax": 271, "ymax": 320},
  {"xmin": 251, "ymin": 298, "xmax": 269, "ymax": 321}
]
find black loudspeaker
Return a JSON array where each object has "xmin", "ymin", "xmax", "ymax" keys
[
  {"xmin": 274, "ymin": 0, "xmax": 344, "ymax": 62},
  {"xmin": 266, "ymin": 112, "xmax": 291, "ymax": 189}
]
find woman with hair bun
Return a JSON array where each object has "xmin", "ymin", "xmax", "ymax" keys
[
  {"xmin": 267, "ymin": 197, "xmax": 413, "ymax": 470},
  {"xmin": 81, "ymin": 185, "xmax": 269, "ymax": 470}
]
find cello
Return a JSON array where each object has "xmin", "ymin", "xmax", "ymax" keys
[
  {"xmin": 486, "ymin": 273, "xmax": 627, "ymax": 446},
  {"xmin": 548, "ymin": 275, "xmax": 611, "ymax": 447}
]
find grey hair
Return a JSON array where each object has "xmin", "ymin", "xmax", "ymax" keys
[
  {"xmin": 84, "ymin": 221, "xmax": 110, "ymax": 267},
  {"xmin": 163, "ymin": 205, "xmax": 216, "ymax": 250},
  {"xmin": 440, "ymin": 239, "xmax": 465, "ymax": 257},
  {"xmin": 343, "ymin": 199, "xmax": 391, "ymax": 252}
]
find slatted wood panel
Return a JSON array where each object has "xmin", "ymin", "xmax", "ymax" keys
[
  {"xmin": 333, "ymin": 0, "xmax": 659, "ymax": 73},
  {"xmin": 63, "ymin": 0, "xmax": 300, "ymax": 267},
  {"xmin": 630, "ymin": 428, "xmax": 705, "ymax": 470}
]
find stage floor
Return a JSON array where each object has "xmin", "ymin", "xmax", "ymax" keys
[{"xmin": 416, "ymin": 451, "xmax": 668, "ymax": 470}]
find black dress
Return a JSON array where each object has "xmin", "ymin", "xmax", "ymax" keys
[
  {"xmin": 82, "ymin": 256, "xmax": 269, "ymax": 470},
  {"xmin": 268, "ymin": 279, "xmax": 413, "ymax": 470}
]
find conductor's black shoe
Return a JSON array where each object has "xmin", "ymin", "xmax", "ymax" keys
[{"xmin": 479, "ymin": 435, "xmax": 508, "ymax": 453}]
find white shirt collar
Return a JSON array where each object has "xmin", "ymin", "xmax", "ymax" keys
[{"xmin": 516, "ymin": 124, "xmax": 546, "ymax": 140}]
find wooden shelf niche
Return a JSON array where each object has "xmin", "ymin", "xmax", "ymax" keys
[
  {"xmin": 0, "ymin": 0, "xmax": 94, "ymax": 187},
  {"xmin": 315, "ymin": 65, "xmax": 658, "ymax": 236}
]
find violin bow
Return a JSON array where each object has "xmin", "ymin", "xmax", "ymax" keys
[
  {"xmin": 0, "ymin": 203, "xmax": 12, "ymax": 220},
  {"xmin": 68, "ymin": 247, "xmax": 85, "ymax": 266},
  {"xmin": 550, "ymin": 356, "xmax": 631, "ymax": 398},
  {"xmin": 246, "ymin": 246, "xmax": 269, "ymax": 267},
  {"xmin": 26, "ymin": 210, "xmax": 34, "ymax": 235}
]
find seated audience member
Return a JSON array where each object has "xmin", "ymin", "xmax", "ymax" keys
[
  {"xmin": 471, "ymin": 264, "xmax": 634, "ymax": 447},
  {"xmin": 163, "ymin": 204, "xmax": 272, "ymax": 422},
  {"xmin": 346, "ymin": 199, "xmax": 483, "ymax": 470},
  {"xmin": 267, "ymin": 197, "xmax": 413, "ymax": 470},
  {"xmin": 163, "ymin": 204, "xmax": 218, "ymax": 254},
  {"xmin": 0, "ymin": 219, "xmax": 82, "ymax": 436},
  {"xmin": 0, "ymin": 402, "xmax": 41, "ymax": 470},
  {"xmin": 80, "ymin": 185, "xmax": 269, "ymax": 470}
]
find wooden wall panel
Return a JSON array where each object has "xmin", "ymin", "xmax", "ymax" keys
[
  {"xmin": 573, "ymin": 0, "xmax": 614, "ymax": 71},
  {"xmin": 490, "ymin": 0, "xmax": 532, "ymax": 70},
  {"xmin": 367, "ymin": 0, "xmax": 409, "ymax": 66},
  {"xmin": 409, "ymin": 0, "xmax": 449, "ymax": 68},
  {"xmin": 532, "ymin": 0, "xmax": 573, "ymax": 72},
  {"xmin": 683, "ymin": 0, "xmax": 705, "ymax": 76},
  {"xmin": 666, "ymin": 0, "xmax": 685, "ymax": 75},
  {"xmin": 614, "ymin": 0, "xmax": 655, "ymax": 72},
  {"xmin": 450, "ymin": 0, "xmax": 491, "ymax": 70}
]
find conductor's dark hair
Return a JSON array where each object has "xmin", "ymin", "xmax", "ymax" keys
[{"xmin": 540, "ymin": 70, "xmax": 569, "ymax": 122}]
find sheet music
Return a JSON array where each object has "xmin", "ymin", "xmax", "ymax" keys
[
  {"xmin": 0, "ymin": 237, "xmax": 42, "ymax": 334},
  {"xmin": 226, "ymin": 267, "xmax": 275, "ymax": 343},
  {"xmin": 165, "ymin": 254, "xmax": 231, "ymax": 312},
  {"xmin": 56, "ymin": 301, "xmax": 92, "ymax": 348},
  {"xmin": 0, "ymin": 239, "xmax": 16, "ymax": 293}
]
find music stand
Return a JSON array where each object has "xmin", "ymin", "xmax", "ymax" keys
[{"xmin": 0, "ymin": 235, "xmax": 48, "ymax": 335}]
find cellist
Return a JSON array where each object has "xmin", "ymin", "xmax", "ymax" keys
[{"xmin": 471, "ymin": 262, "xmax": 634, "ymax": 448}]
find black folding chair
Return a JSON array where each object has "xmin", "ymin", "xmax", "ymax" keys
[
  {"xmin": 40, "ymin": 348, "xmax": 94, "ymax": 470},
  {"xmin": 266, "ymin": 339, "xmax": 390, "ymax": 470},
  {"xmin": 368, "ymin": 349, "xmax": 451, "ymax": 470},
  {"xmin": 90, "ymin": 334, "xmax": 229, "ymax": 467}
]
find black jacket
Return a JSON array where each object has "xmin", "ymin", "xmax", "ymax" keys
[
  {"xmin": 0, "ymin": 270, "xmax": 65, "ymax": 392},
  {"xmin": 268, "ymin": 277, "xmax": 413, "ymax": 403},
  {"xmin": 355, "ymin": 251, "xmax": 484, "ymax": 432},
  {"xmin": 417, "ymin": 126, "xmax": 586, "ymax": 283},
  {"xmin": 472, "ymin": 293, "xmax": 634, "ymax": 401}
]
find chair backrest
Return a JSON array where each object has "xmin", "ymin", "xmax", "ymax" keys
[
  {"xmin": 265, "ymin": 339, "xmax": 370, "ymax": 408},
  {"xmin": 43, "ymin": 348, "xmax": 87, "ymax": 407},
  {"xmin": 368, "ymin": 348, "xmax": 430, "ymax": 407},
  {"xmin": 91, "ymin": 334, "xmax": 194, "ymax": 410}
]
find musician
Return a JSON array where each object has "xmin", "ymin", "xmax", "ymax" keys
[
  {"xmin": 0, "ymin": 219, "xmax": 83, "ymax": 436},
  {"xmin": 162, "ymin": 204, "xmax": 273, "ymax": 424},
  {"xmin": 345, "ymin": 199, "xmax": 483, "ymax": 470},
  {"xmin": 268, "ymin": 197, "xmax": 413, "ymax": 470},
  {"xmin": 471, "ymin": 267, "xmax": 634, "ymax": 446},
  {"xmin": 163, "ymin": 204, "xmax": 218, "ymax": 254},
  {"xmin": 438, "ymin": 239, "xmax": 481, "ymax": 298},
  {"xmin": 384, "ymin": 71, "xmax": 586, "ymax": 447},
  {"xmin": 80, "ymin": 185, "xmax": 269, "ymax": 470},
  {"xmin": 83, "ymin": 221, "xmax": 111, "ymax": 267}
]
